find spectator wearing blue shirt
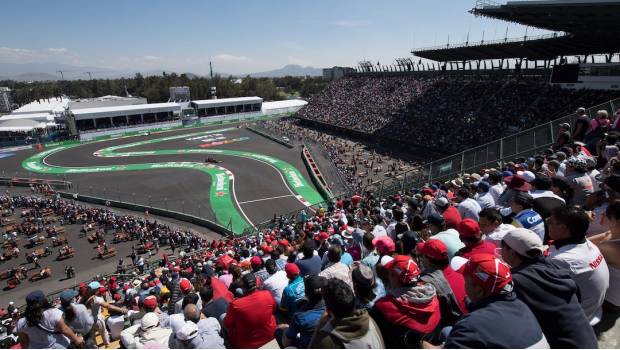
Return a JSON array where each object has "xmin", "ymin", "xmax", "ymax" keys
[
  {"xmin": 510, "ymin": 192, "xmax": 545, "ymax": 241},
  {"xmin": 280, "ymin": 263, "xmax": 305, "ymax": 320},
  {"xmin": 278, "ymin": 275, "xmax": 327, "ymax": 348},
  {"xmin": 296, "ymin": 240, "xmax": 322, "ymax": 276}
]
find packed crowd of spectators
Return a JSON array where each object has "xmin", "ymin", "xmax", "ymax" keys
[
  {"xmin": 297, "ymin": 75, "xmax": 436, "ymax": 133},
  {"xmin": 3, "ymin": 112, "xmax": 620, "ymax": 348},
  {"xmin": 257, "ymin": 118, "xmax": 418, "ymax": 191},
  {"xmin": 298, "ymin": 75, "xmax": 618, "ymax": 154}
]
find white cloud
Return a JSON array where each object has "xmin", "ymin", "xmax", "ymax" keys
[
  {"xmin": 212, "ymin": 53, "xmax": 250, "ymax": 63},
  {"xmin": 287, "ymin": 56, "xmax": 313, "ymax": 67},
  {"xmin": 333, "ymin": 19, "xmax": 371, "ymax": 28},
  {"xmin": 47, "ymin": 48, "xmax": 67, "ymax": 53},
  {"xmin": 143, "ymin": 55, "xmax": 160, "ymax": 61}
]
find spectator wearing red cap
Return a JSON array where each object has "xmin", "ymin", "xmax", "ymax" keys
[
  {"xmin": 224, "ymin": 273, "xmax": 277, "ymax": 348},
  {"xmin": 371, "ymin": 255, "xmax": 441, "ymax": 348},
  {"xmin": 432, "ymin": 254, "xmax": 549, "ymax": 349},
  {"xmin": 281, "ymin": 263, "xmax": 305, "ymax": 320},
  {"xmin": 418, "ymin": 240, "xmax": 467, "ymax": 328},
  {"xmin": 372, "ymin": 235, "xmax": 395, "ymax": 257},
  {"xmin": 250, "ymin": 255, "xmax": 270, "ymax": 287},
  {"xmin": 456, "ymin": 219, "xmax": 496, "ymax": 259},
  {"xmin": 501, "ymin": 228, "xmax": 598, "ymax": 348},
  {"xmin": 174, "ymin": 278, "xmax": 201, "ymax": 314}
]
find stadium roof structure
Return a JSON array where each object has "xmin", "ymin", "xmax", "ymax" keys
[
  {"xmin": 412, "ymin": 0, "xmax": 620, "ymax": 62},
  {"xmin": 0, "ymin": 119, "xmax": 48, "ymax": 132},
  {"xmin": 190, "ymin": 96, "xmax": 263, "ymax": 108},
  {"xmin": 0, "ymin": 113, "xmax": 55, "ymax": 122},
  {"xmin": 12, "ymin": 97, "xmax": 70, "ymax": 115},
  {"xmin": 71, "ymin": 102, "xmax": 181, "ymax": 120}
]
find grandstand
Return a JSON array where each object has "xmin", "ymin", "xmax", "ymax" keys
[{"xmin": 3, "ymin": 1, "xmax": 620, "ymax": 349}]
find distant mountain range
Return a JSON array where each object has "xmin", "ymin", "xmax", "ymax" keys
[
  {"xmin": 249, "ymin": 65, "xmax": 322, "ymax": 77},
  {"xmin": 0, "ymin": 62, "xmax": 323, "ymax": 81}
]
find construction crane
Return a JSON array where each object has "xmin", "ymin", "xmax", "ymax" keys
[
  {"xmin": 84, "ymin": 72, "xmax": 93, "ymax": 80},
  {"xmin": 56, "ymin": 70, "xmax": 65, "ymax": 80}
]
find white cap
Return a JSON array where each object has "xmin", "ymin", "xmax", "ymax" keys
[
  {"xmin": 140, "ymin": 312, "xmax": 159, "ymax": 331},
  {"xmin": 380, "ymin": 255, "xmax": 394, "ymax": 266},
  {"xmin": 502, "ymin": 228, "xmax": 545, "ymax": 257},
  {"xmin": 176, "ymin": 321, "xmax": 199, "ymax": 341}
]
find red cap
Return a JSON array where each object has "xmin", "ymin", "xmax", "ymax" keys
[
  {"xmin": 285, "ymin": 263, "xmax": 300, "ymax": 279},
  {"xmin": 372, "ymin": 236, "xmax": 396, "ymax": 255},
  {"xmin": 458, "ymin": 218, "xmax": 481, "ymax": 239},
  {"xmin": 113, "ymin": 293, "xmax": 121, "ymax": 301},
  {"xmin": 422, "ymin": 188, "xmax": 434, "ymax": 196},
  {"xmin": 453, "ymin": 254, "xmax": 513, "ymax": 295},
  {"xmin": 123, "ymin": 284, "xmax": 130, "ymax": 291},
  {"xmin": 262, "ymin": 245, "xmax": 273, "ymax": 254},
  {"xmin": 98, "ymin": 287, "xmax": 106, "ymax": 294},
  {"xmin": 110, "ymin": 276, "xmax": 117, "ymax": 282},
  {"xmin": 79, "ymin": 282, "xmax": 86, "ymax": 288},
  {"xmin": 278, "ymin": 239, "xmax": 290, "ymax": 247},
  {"xmin": 143, "ymin": 295, "xmax": 157, "ymax": 309},
  {"xmin": 173, "ymin": 266, "xmax": 181, "ymax": 272},
  {"xmin": 148, "ymin": 281, "xmax": 155, "ymax": 288},
  {"xmin": 250, "ymin": 256, "xmax": 263, "ymax": 267},
  {"xmin": 316, "ymin": 231, "xmax": 329, "ymax": 241},
  {"xmin": 306, "ymin": 222, "xmax": 314, "ymax": 230},
  {"xmin": 179, "ymin": 278, "xmax": 192, "ymax": 293},
  {"xmin": 416, "ymin": 239, "xmax": 448, "ymax": 261},
  {"xmin": 384, "ymin": 255, "xmax": 421, "ymax": 285}
]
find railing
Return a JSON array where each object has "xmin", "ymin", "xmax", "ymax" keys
[
  {"xmin": 412, "ymin": 32, "xmax": 567, "ymax": 53},
  {"xmin": 243, "ymin": 96, "xmax": 620, "ymax": 235}
]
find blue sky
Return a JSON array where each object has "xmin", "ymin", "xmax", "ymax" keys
[{"xmin": 0, "ymin": 0, "xmax": 551, "ymax": 75}]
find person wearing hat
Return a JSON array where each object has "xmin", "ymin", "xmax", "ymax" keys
[
  {"xmin": 309, "ymin": 279, "xmax": 384, "ymax": 349},
  {"xmin": 121, "ymin": 312, "xmax": 172, "ymax": 348},
  {"xmin": 456, "ymin": 219, "xmax": 496, "ymax": 259},
  {"xmin": 432, "ymin": 254, "xmax": 549, "ymax": 349},
  {"xmin": 59, "ymin": 289, "xmax": 95, "ymax": 347},
  {"xmin": 501, "ymin": 228, "xmax": 598, "ymax": 348},
  {"xmin": 351, "ymin": 263, "xmax": 383, "ymax": 311},
  {"xmin": 85, "ymin": 281, "xmax": 127, "ymax": 347},
  {"xmin": 547, "ymin": 206, "xmax": 609, "ymax": 326},
  {"xmin": 565, "ymin": 155, "xmax": 594, "ymax": 206},
  {"xmin": 279, "ymin": 275, "xmax": 328, "ymax": 349},
  {"xmin": 174, "ymin": 278, "xmax": 201, "ymax": 314},
  {"xmin": 224, "ymin": 272, "xmax": 277, "ymax": 348},
  {"xmin": 319, "ymin": 245, "xmax": 354, "ymax": 292},
  {"xmin": 418, "ymin": 240, "xmax": 467, "ymax": 329},
  {"xmin": 454, "ymin": 188, "xmax": 482, "ymax": 222},
  {"xmin": 16, "ymin": 290, "xmax": 84, "ymax": 348},
  {"xmin": 372, "ymin": 235, "xmax": 396, "ymax": 257},
  {"xmin": 509, "ymin": 192, "xmax": 545, "ymax": 242},
  {"xmin": 434, "ymin": 197, "xmax": 462, "ymax": 230},
  {"xmin": 175, "ymin": 318, "xmax": 224, "ymax": 349},
  {"xmin": 371, "ymin": 255, "xmax": 440, "ymax": 348},
  {"xmin": 281, "ymin": 263, "xmax": 306, "ymax": 320},
  {"xmin": 250, "ymin": 255, "xmax": 270, "ymax": 287},
  {"xmin": 296, "ymin": 239, "xmax": 322, "ymax": 277},
  {"xmin": 497, "ymin": 174, "xmax": 531, "ymax": 208}
]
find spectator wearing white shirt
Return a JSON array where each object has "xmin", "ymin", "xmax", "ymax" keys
[
  {"xmin": 474, "ymin": 181, "xmax": 496, "ymax": 209},
  {"xmin": 547, "ymin": 206, "xmax": 609, "ymax": 326},
  {"xmin": 455, "ymin": 188, "xmax": 482, "ymax": 221},
  {"xmin": 479, "ymin": 208, "xmax": 514, "ymax": 248},
  {"xmin": 487, "ymin": 171, "xmax": 505, "ymax": 204},
  {"xmin": 263, "ymin": 259, "xmax": 289, "ymax": 304}
]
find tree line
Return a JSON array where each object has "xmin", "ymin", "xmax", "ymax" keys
[{"xmin": 0, "ymin": 73, "xmax": 329, "ymax": 107}]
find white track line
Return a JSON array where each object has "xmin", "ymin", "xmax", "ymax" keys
[{"xmin": 238, "ymin": 194, "xmax": 295, "ymax": 205}]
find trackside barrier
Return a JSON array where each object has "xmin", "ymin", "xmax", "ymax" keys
[
  {"xmin": 245, "ymin": 127, "xmax": 295, "ymax": 148},
  {"xmin": 243, "ymin": 96, "xmax": 620, "ymax": 236},
  {"xmin": 56, "ymin": 191, "xmax": 236, "ymax": 238},
  {"xmin": 0, "ymin": 176, "xmax": 72, "ymax": 190},
  {"xmin": 301, "ymin": 145, "xmax": 332, "ymax": 200}
]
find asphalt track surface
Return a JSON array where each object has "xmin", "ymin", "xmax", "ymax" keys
[{"xmin": 0, "ymin": 123, "xmax": 323, "ymax": 234}]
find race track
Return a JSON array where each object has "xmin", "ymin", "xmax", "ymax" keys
[{"xmin": 2, "ymin": 124, "xmax": 325, "ymax": 234}]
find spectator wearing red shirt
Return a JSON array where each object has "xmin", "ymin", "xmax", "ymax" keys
[
  {"xmin": 456, "ymin": 219, "xmax": 496, "ymax": 258},
  {"xmin": 435, "ymin": 197, "xmax": 462, "ymax": 229},
  {"xmin": 223, "ymin": 273, "xmax": 276, "ymax": 348},
  {"xmin": 371, "ymin": 255, "xmax": 441, "ymax": 348},
  {"xmin": 417, "ymin": 239, "xmax": 467, "ymax": 324}
]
